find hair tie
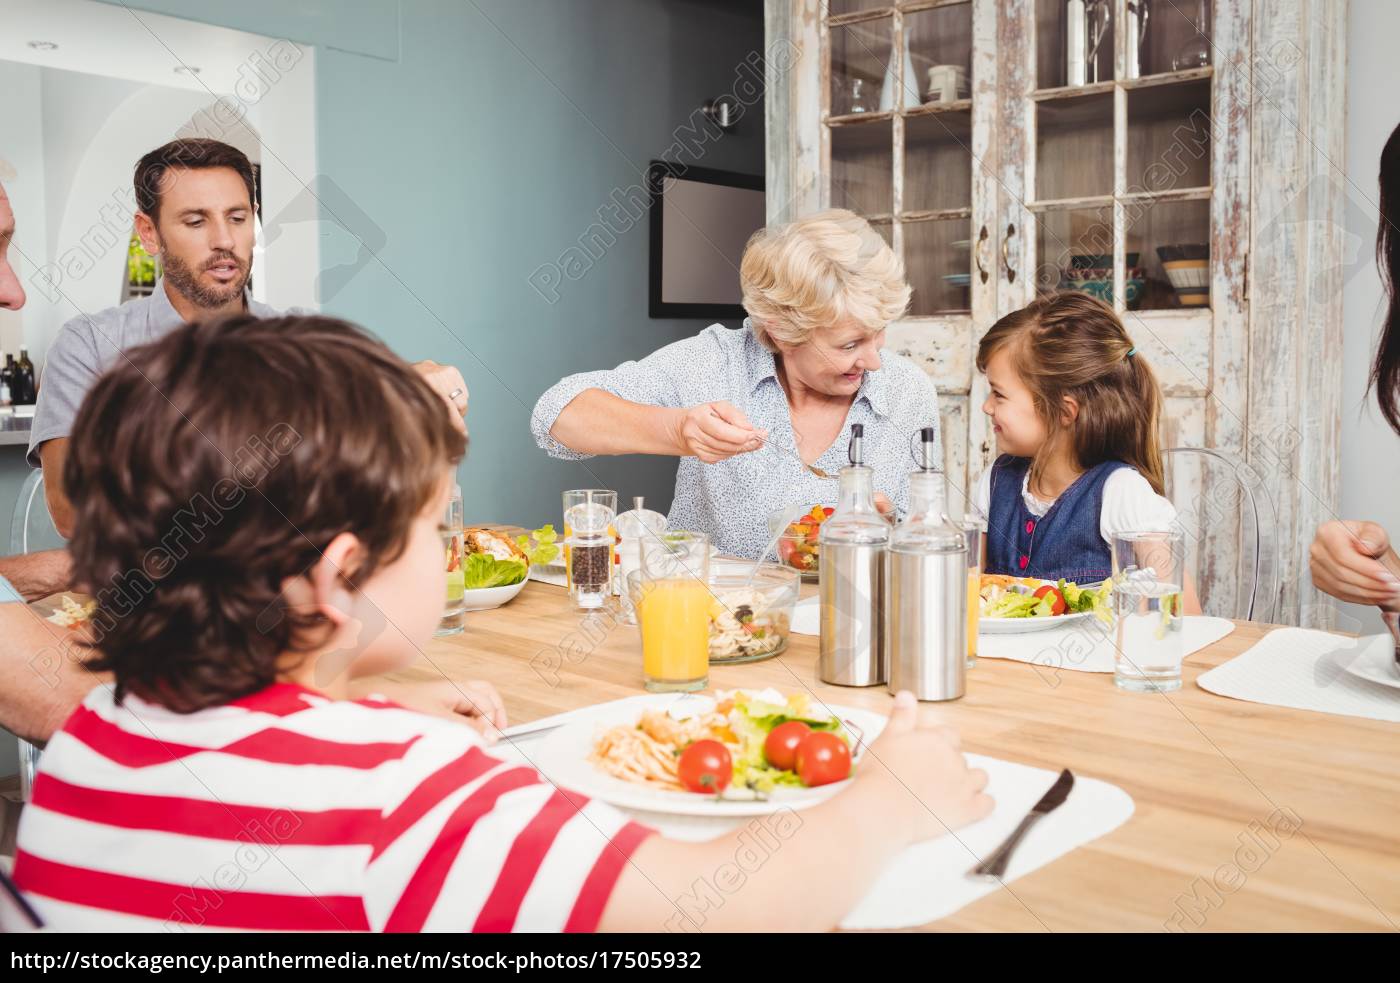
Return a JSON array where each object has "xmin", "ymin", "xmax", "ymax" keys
[{"xmin": 1126, "ymin": 346, "xmax": 1137, "ymax": 358}]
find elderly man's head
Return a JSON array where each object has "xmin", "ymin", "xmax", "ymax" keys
[
  {"xmin": 740, "ymin": 209, "xmax": 910, "ymax": 398},
  {"xmin": 0, "ymin": 180, "xmax": 25, "ymax": 311}
]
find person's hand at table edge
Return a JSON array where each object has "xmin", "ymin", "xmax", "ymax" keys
[
  {"xmin": 350, "ymin": 677, "xmax": 507, "ymax": 742},
  {"xmin": 1310, "ymin": 519, "xmax": 1400, "ymax": 610}
]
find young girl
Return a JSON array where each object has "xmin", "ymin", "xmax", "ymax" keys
[
  {"xmin": 974, "ymin": 292, "xmax": 1186, "ymax": 594},
  {"xmin": 13, "ymin": 314, "xmax": 991, "ymax": 932}
]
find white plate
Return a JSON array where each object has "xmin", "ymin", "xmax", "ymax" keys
[
  {"xmin": 1330, "ymin": 634, "xmax": 1400, "ymax": 691},
  {"xmin": 460, "ymin": 579, "xmax": 527, "ymax": 610},
  {"xmin": 530, "ymin": 694, "xmax": 888, "ymax": 817},
  {"xmin": 979, "ymin": 611, "xmax": 1095, "ymax": 634}
]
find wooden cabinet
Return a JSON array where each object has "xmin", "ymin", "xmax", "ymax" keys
[{"xmin": 765, "ymin": 0, "xmax": 1349, "ymax": 624}]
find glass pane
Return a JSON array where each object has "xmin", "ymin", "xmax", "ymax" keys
[
  {"xmin": 903, "ymin": 111, "xmax": 971, "ymax": 213},
  {"xmin": 905, "ymin": 219, "xmax": 972, "ymax": 315},
  {"xmin": 1142, "ymin": 0, "xmax": 1213, "ymax": 77},
  {"xmin": 1036, "ymin": 0, "xmax": 1115, "ymax": 89},
  {"xmin": 829, "ymin": 0, "xmax": 891, "ymax": 15},
  {"xmin": 830, "ymin": 18, "xmax": 892, "ymax": 115},
  {"xmin": 831, "ymin": 120, "xmax": 893, "ymax": 215},
  {"xmin": 869, "ymin": 218, "xmax": 894, "ymax": 250},
  {"xmin": 1125, "ymin": 198, "xmax": 1210, "ymax": 310},
  {"xmin": 1036, "ymin": 206, "xmax": 1120, "ymax": 302},
  {"xmin": 905, "ymin": 2, "xmax": 972, "ymax": 108},
  {"xmin": 1035, "ymin": 92, "xmax": 1113, "ymax": 200},
  {"xmin": 1127, "ymin": 79, "xmax": 1212, "ymax": 194}
]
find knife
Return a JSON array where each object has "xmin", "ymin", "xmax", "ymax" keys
[{"xmin": 968, "ymin": 768, "xmax": 1075, "ymax": 881}]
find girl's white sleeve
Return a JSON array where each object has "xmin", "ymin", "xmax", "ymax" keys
[
  {"xmin": 1099, "ymin": 468, "xmax": 1178, "ymax": 545},
  {"xmin": 971, "ymin": 465, "xmax": 993, "ymax": 529}
]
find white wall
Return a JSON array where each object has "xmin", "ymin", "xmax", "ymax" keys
[
  {"xmin": 37, "ymin": 70, "xmax": 216, "ymax": 361},
  {"xmin": 1338, "ymin": 0, "xmax": 1400, "ymax": 634},
  {"xmin": 0, "ymin": 61, "xmax": 51, "ymax": 361}
]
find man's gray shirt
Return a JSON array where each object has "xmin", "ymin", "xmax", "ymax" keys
[{"xmin": 27, "ymin": 280, "xmax": 292, "ymax": 467}]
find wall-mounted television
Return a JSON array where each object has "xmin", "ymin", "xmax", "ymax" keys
[{"xmin": 648, "ymin": 161, "xmax": 765, "ymax": 319}]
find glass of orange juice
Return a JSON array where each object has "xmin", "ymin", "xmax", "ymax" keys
[
  {"xmin": 961, "ymin": 520, "xmax": 982, "ymax": 668},
  {"xmin": 637, "ymin": 531, "xmax": 711, "ymax": 692}
]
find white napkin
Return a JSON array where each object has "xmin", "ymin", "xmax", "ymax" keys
[
  {"xmin": 613, "ymin": 755, "xmax": 1133, "ymax": 930},
  {"xmin": 1195, "ymin": 628, "xmax": 1400, "ymax": 723},
  {"xmin": 979, "ymin": 615, "xmax": 1235, "ymax": 675},
  {"xmin": 792, "ymin": 595, "xmax": 820, "ymax": 635}
]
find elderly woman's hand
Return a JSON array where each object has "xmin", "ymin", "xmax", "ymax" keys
[
  {"xmin": 671, "ymin": 401, "xmax": 767, "ymax": 464},
  {"xmin": 1309, "ymin": 520, "xmax": 1400, "ymax": 610}
]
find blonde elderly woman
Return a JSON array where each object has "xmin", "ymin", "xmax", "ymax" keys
[{"xmin": 531, "ymin": 209, "xmax": 940, "ymax": 558}]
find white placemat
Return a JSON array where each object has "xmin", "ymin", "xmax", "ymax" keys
[
  {"xmin": 794, "ymin": 601, "xmax": 1234, "ymax": 677},
  {"xmin": 792, "ymin": 595, "xmax": 820, "ymax": 635},
  {"xmin": 492, "ymin": 699, "xmax": 1134, "ymax": 930},
  {"xmin": 979, "ymin": 615, "xmax": 1235, "ymax": 674},
  {"xmin": 1195, "ymin": 628, "xmax": 1400, "ymax": 723}
]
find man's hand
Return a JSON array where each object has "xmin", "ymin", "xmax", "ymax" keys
[
  {"xmin": 669, "ymin": 401, "xmax": 766, "ymax": 464},
  {"xmin": 412, "ymin": 360, "xmax": 469, "ymax": 435},
  {"xmin": 37, "ymin": 438, "xmax": 76, "ymax": 540},
  {"xmin": 0, "ymin": 550, "xmax": 73, "ymax": 601}
]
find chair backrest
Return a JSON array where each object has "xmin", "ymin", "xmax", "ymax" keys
[
  {"xmin": 7, "ymin": 469, "xmax": 67, "ymax": 805},
  {"xmin": 1162, "ymin": 447, "xmax": 1280, "ymax": 623},
  {"xmin": 8, "ymin": 469, "xmax": 66, "ymax": 556},
  {"xmin": 0, "ymin": 857, "xmax": 44, "ymax": 930}
]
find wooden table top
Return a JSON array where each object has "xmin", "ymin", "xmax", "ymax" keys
[{"xmin": 386, "ymin": 577, "xmax": 1400, "ymax": 932}]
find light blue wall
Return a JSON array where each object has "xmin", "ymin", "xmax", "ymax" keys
[
  {"xmin": 0, "ymin": 0, "xmax": 765, "ymax": 779},
  {"xmin": 81, "ymin": 0, "xmax": 768, "ymax": 528}
]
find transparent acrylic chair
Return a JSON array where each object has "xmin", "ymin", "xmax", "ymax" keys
[
  {"xmin": 1161, "ymin": 447, "xmax": 1279, "ymax": 624},
  {"xmin": 8, "ymin": 469, "xmax": 67, "ymax": 802}
]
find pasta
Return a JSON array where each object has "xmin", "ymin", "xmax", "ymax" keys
[
  {"xmin": 589, "ymin": 709, "xmax": 735, "ymax": 791},
  {"xmin": 708, "ymin": 588, "xmax": 790, "ymax": 661}
]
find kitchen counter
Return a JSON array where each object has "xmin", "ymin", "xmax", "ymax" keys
[{"xmin": 0, "ymin": 414, "xmax": 33, "ymax": 448}]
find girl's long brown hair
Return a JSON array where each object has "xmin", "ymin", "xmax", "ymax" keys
[{"xmin": 976, "ymin": 292, "xmax": 1166, "ymax": 495}]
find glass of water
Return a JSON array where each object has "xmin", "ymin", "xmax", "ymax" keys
[
  {"xmin": 1111, "ymin": 530, "xmax": 1186, "ymax": 692},
  {"xmin": 436, "ymin": 483, "xmax": 465, "ymax": 636}
]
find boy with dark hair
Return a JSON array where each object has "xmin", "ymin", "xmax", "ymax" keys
[{"xmin": 14, "ymin": 314, "xmax": 990, "ymax": 932}]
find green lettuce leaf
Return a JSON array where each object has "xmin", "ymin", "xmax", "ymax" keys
[
  {"xmin": 515, "ymin": 524, "xmax": 560, "ymax": 567},
  {"xmin": 462, "ymin": 553, "xmax": 527, "ymax": 589}
]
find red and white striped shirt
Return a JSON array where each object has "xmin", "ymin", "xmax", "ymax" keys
[{"xmin": 13, "ymin": 683, "xmax": 653, "ymax": 932}]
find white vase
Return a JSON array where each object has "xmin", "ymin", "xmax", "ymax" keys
[{"xmin": 878, "ymin": 33, "xmax": 918, "ymax": 111}]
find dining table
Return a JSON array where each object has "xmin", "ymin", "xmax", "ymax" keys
[{"xmin": 384, "ymin": 560, "xmax": 1400, "ymax": 933}]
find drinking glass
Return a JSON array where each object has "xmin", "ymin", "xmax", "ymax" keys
[
  {"xmin": 563, "ymin": 489, "xmax": 617, "ymax": 609},
  {"xmin": 436, "ymin": 484, "xmax": 465, "ymax": 636},
  {"xmin": 637, "ymin": 531, "xmax": 711, "ymax": 693},
  {"xmin": 1111, "ymin": 530, "xmax": 1186, "ymax": 692}
]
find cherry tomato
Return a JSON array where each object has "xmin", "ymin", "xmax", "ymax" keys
[
  {"xmin": 764, "ymin": 721, "xmax": 812, "ymax": 771},
  {"xmin": 1033, "ymin": 584, "xmax": 1068, "ymax": 616},
  {"xmin": 677, "ymin": 740, "xmax": 732, "ymax": 794},
  {"xmin": 795, "ymin": 731, "xmax": 852, "ymax": 787}
]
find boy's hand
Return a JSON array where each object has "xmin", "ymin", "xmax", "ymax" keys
[
  {"xmin": 446, "ymin": 680, "xmax": 508, "ymax": 742},
  {"xmin": 861, "ymin": 691, "xmax": 993, "ymax": 843},
  {"xmin": 359, "ymin": 678, "xmax": 507, "ymax": 741}
]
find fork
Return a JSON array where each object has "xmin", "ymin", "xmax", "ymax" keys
[{"xmin": 755, "ymin": 433, "xmax": 836, "ymax": 479}]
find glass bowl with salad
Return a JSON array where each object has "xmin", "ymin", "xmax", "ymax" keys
[
  {"xmin": 768, "ymin": 504, "xmax": 834, "ymax": 579},
  {"xmin": 706, "ymin": 560, "xmax": 800, "ymax": 664}
]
